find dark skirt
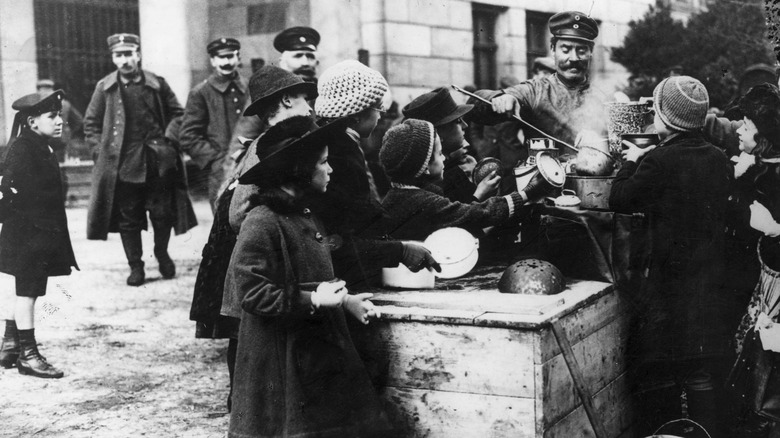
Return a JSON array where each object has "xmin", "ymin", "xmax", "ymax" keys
[
  {"xmin": 0, "ymin": 216, "xmax": 77, "ymax": 278},
  {"xmin": 189, "ymin": 187, "xmax": 239, "ymax": 339}
]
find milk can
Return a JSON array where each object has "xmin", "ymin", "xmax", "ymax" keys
[{"xmin": 605, "ymin": 101, "xmax": 653, "ymax": 155}]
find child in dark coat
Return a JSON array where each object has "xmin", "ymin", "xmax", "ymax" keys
[
  {"xmin": 0, "ymin": 90, "xmax": 78, "ymax": 379},
  {"xmin": 221, "ymin": 116, "xmax": 390, "ymax": 438},
  {"xmin": 378, "ymin": 118, "xmax": 550, "ymax": 242},
  {"xmin": 610, "ymin": 75, "xmax": 734, "ymax": 436}
]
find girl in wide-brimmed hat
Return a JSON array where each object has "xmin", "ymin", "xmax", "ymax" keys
[{"xmin": 221, "ymin": 115, "xmax": 392, "ymax": 438}]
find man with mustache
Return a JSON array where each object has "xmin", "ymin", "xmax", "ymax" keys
[
  {"xmin": 180, "ymin": 38, "xmax": 249, "ymax": 212},
  {"xmin": 474, "ymin": 11, "xmax": 607, "ymax": 153},
  {"xmin": 84, "ymin": 33, "xmax": 196, "ymax": 287},
  {"xmin": 275, "ymin": 26, "xmax": 320, "ymax": 84}
]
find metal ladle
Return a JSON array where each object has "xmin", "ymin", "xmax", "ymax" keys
[{"xmin": 451, "ymin": 84, "xmax": 580, "ymax": 153}]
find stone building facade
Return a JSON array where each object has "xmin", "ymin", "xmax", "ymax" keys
[{"xmin": 0, "ymin": 0, "xmax": 703, "ymax": 146}]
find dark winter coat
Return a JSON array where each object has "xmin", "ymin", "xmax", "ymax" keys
[
  {"xmin": 0, "ymin": 129, "xmax": 78, "ymax": 278},
  {"xmin": 435, "ymin": 159, "xmax": 478, "ymax": 203},
  {"xmin": 303, "ymin": 127, "xmax": 403, "ymax": 287},
  {"xmin": 179, "ymin": 72, "xmax": 249, "ymax": 169},
  {"xmin": 190, "ymin": 186, "xmax": 239, "ymax": 339},
  {"xmin": 221, "ymin": 189, "xmax": 391, "ymax": 438},
  {"xmin": 610, "ymin": 132, "xmax": 734, "ymax": 362},
  {"xmin": 83, "ymin": 70, "xmax": 196, "ymax": 240},
  {"xmin": 381, "ymin": 185, "xmax": 522, "ymax": 241}
]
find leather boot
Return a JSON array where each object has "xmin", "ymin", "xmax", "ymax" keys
[
  {"xmin": 121, "ymin": 231, "xmax": 145, "ymax": 286},
  {"xmin": 0, "ymin": 320, "xmax": 19, "ymax": 368},
  {"xmin": 152, "ymin": 222, "xmax": 175, "ymax": 279},
  {"xmin": 16, "ymin": 329, "xmax": 63, "ymax": 379}
]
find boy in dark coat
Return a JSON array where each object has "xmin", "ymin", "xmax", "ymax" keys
[
  {"xmin": 0, "ymin": 90, "xmax": 78, "ymax": 378},
  {"xmin": 610, "ymin": 75, "xmax": 734, "ymax": 435},
  {"xmin": 379, "ymin": 119, "xmax": 549, "ymax": 242}
]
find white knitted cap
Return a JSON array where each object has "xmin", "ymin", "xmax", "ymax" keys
[{"xmin": 315, "ymin": 60, "xmax": 389, "ymax": 118}]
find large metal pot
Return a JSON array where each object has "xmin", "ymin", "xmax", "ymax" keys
[{"xmin": 564, "ymin": 174, "xmax": 615, "ymax": 210}]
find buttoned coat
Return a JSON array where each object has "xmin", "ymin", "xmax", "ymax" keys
[
  {"xmin": 179, "ymin": 73, "xmax": 249, "ymax": 169},
  {"xmin": 0, "ymin": 129, "xmax": 78, "ymax": 277},
  {"xmin": 84, "ymin": 70, "xmax": 196, "ymax": 240},
  {"xmin": 221, "ymin": 190, "xmax": 391, "ymax": 437}
]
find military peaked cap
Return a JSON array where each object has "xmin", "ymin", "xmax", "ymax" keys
[
  {"xmin": 207, "ymin": 37, "xmax": 241, "ymax": 56},
  {"xmin": 549, "ymin": 11, "xmax": 599, "ymax": 43},
  {"xmin": 273, "ymin": 26, "xmax": 320, "ymax": 52}
]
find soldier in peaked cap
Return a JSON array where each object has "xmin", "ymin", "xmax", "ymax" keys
[
  {"xmin": 0, "ymin": 90, "xmax": 78, "ymax": 379},
  {"xmin": 473, "ymin": 10, "xmax": 607, "ymax": 155},
  {"xmin": 274, "ymin": 26, "xmax": 320, "ymax": 84},
  {"xmin": 84, "ymin": 32, "xmax": 195, "ymax": 287},
  {"xmin": 180, "ymin": 37, "xmax": 248, "ymax": 213}
]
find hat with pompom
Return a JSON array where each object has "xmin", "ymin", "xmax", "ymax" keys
[
  {"xmin": 315, "ymin": 60, "xmax": 388, "ymax": 118},
  {"xmin": 379, "ymin": 119, "xmax": 435, "ymax": 183},
  {"xmin": 653, "ymin": 75, "xmax": 709, "ymax": 132}
]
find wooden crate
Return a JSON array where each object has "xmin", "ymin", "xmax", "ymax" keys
[{"xmin": 355, "ymin": 276, "xmax": 631, "ymax": 438}]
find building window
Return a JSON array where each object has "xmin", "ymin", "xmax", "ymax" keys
[
  {"xmin": 526, "ymin": 11, "xmax": 553, "ymax": 79},
  {"xmin": 33, "ymin": 0, "xmax": 139, "ymax": 114},
  {"xmin": 247, "ymin": 3, "xmax": 287, "ymax": 35},
  {"xmin": 472, "ymin": 3, "xmax": 506, "ymax": 89}
]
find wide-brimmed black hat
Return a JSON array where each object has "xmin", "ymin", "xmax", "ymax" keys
[
  {"xmin": 238, "ymin": 115, "xmax": 345, "ymax": 185},
  {"xmin": 244, "ymin": 65, "xmax": 318, "ymax": 117},
  {"xmin": 402, "ymin": 87, "xmax": 473, "ymax": 126}
]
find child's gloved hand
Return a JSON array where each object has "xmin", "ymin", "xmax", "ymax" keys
[
  {"xmin": 344, "ymin": 293, "xmax": 381, "ymax": 324},
  {"xmin": 311, "ymin": 280, "xmax": 348, "ymax": 308},
  {"xmin": 474, "ymin": 171, "xmax": 501, "ymax": 201},
  {"xmin": 732, "ymin": 152, "xmax": 756, "ymax": 179},
  {"xmin": 522, "ymin": 171, "xmax": 557, "ymax": 202},
  {"xmin": 750, "ymin": 201, "xmax": 780, "ymax": 237},
  {"xmin": 401, "ymin": 242, "xmax": 441, "ymax": 273}
]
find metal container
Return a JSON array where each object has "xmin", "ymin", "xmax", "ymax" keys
[
  {"xmin": 606, "ymin": 101, "xmax": 653, "ymax": 154},
  {"xmin": 564, "ymin": 174, "xmax": 615, "ymax": 210}
]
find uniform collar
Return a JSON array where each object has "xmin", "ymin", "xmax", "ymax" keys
[{"xmin": 208, "ymin": 72, "xmax": 247, "ymax": 94}]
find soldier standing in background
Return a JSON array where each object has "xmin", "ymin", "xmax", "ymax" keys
[
  {"xmin": 179, "ymin": 38, "xmax": 249, "ymax": 213},
  {"xmin": 84, "ymin": 33, "xmax": 196, "ymax": 287}
]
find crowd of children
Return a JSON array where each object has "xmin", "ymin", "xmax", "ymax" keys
[{"xmin": 4, "ymin": 39, "xmax": 780, "ymax": 438}]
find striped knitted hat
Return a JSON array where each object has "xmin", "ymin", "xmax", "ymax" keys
[
  {"xmin": 653, "ymin": 75, "xmax": 709, "ymax": 132},
  {"xmin": 315, "ymin": 60, "xmax": 389, "ymax": 118},
  {"xmin": 380, "ymin": 119, "xmax": 435, "ymax": 183}
]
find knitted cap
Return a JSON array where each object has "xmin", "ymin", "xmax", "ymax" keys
[
  {"xmin": 653, "ymin": 75, "xmax": 709, "ymax": 131},
  {"xmin": 380, "ymin": 119, "xmax": 435, "ymax": 182},
  {"xmin": 315, "ymin": 60, "xmax": 389, "ymax": 118}
]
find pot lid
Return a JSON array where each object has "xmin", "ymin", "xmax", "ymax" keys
[
  {"xmin": 425, "ymin": 227, "xmax": 478, "ymax": 264},
  {"xmin": 536, "ymin": 152, "xmax": 566, "ymax": 187},
  {"xmin": 554, "ymin": 190, "xmax": 581, "ymax": 207}
]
